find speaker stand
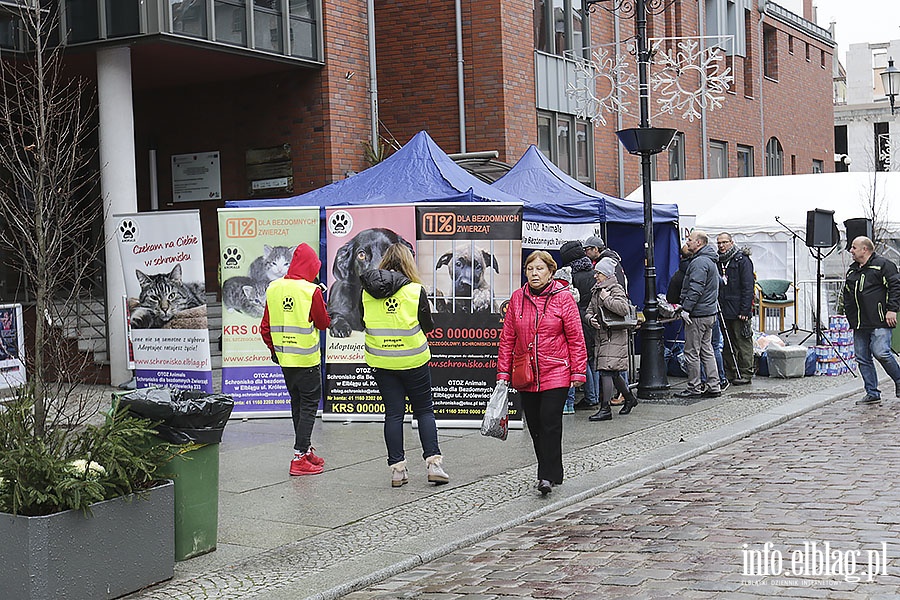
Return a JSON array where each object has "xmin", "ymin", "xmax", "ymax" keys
[{"xmin": 774, "ymin": 217, "xmax": 813, "ymax": 338}]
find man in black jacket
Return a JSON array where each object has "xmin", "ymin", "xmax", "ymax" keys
[
  {"xmin": 716, "ymin": 233, "xmax": 754, "ymax": 385},
  {"xmin": 843, "ymin": 236, "xmax": 900, "ymax": 405}
]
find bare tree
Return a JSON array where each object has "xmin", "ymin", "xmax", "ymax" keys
[{"xmin": 0, "ymin": 4, "xmax": 103, "ymax": 439}]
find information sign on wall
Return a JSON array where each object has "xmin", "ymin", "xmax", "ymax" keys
[{"xmin": 172, "ymin": 151, "xmax": 222, "ymax": 202}]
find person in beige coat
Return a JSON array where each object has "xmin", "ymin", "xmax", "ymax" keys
[{"xmin": 585, "ymin": 257, "xmax": 638, "ymax": 421}]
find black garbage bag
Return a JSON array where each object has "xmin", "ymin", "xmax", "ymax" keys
[{"xmin": 117, "ymin": 387, "xmax": 234, "ymax": 444}]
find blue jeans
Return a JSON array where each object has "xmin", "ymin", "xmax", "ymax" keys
[
  {"xmin": 853, "ymin": 328, "xmax": 900, "ymax": 399},
  {"xmin": 373, "ymin": 364, "xmax": 441, "ymax": 465},
  {"xmin": 585, "ymin": 364, "xmax": 600, "ymax": 405}
]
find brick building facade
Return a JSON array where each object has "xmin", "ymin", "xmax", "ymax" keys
[{"xmin": 375, "ymin": 0, "xmax": 834, "ymax": 197}]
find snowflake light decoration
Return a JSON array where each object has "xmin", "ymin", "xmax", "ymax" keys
[
  {"xmin": 651, "ymin": 38, "xmax": 733, "ymax": 122},
  {"xmin": 567, "ymin": 47, "xmax": 637, "ymax": 126}
]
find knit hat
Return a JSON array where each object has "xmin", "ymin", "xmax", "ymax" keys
[
  {"xmin": 553, "ymin": 267, "xmax": 573, "ymax": 285},
  {"xmin": 559, "ymin": 240, "xmax": 586, "ymax": 266},
  {"xmin": 594, "ymin": 257, "xmax": 617, "ymax": 279},
  {"xmin": 584, "ymin": 235, "xmax": 605, "ymax": 250}
]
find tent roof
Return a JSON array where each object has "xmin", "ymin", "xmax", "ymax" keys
[
  {"xmin": 225, "ymin": 130, "xmax": 522, "ymax": 209},
  {"xmin": 627, "ymin": 172, "xmax": 900, "ymax": 237},
  {"xmin": 494, "ymin": 145, "xmax": 678, "ymax": 224}
]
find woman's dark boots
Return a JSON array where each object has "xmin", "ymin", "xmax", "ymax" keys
[
  {"xmin": 589, "ymin": 399, "xmax": 612, "ymax": 421},
  {"xmin": 619, "ymin": 392, "xmax": 638, "ymax": 415}
]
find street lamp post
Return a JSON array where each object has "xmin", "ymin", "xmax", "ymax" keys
[
  {"xmin": 586, "ymin": 0, "xmax": 676, "ymax": 398},
  {"xmin": 881, "ymin": 58, "xmax": 900, "ymax": 115}
]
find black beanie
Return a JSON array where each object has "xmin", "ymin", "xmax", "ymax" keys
[{"xmin": 559, "ymin": 240, "xmax": 586, "ymax": 266}]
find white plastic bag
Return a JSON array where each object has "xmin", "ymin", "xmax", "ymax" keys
[{"xmin": 480, "ymin": 380, "xmax": 509, "ymax": 441}]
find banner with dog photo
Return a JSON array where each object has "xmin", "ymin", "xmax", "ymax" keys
[
  {"xmin": 115, "ymin": 210, "xmax": 213, "ymax": 392},
  {"xmin": 321, "ymin": 204, "xmax": 417, "ymax": 422},
  {"xmin": 416, "ymin": 203, "xmax": 524, "ymax": 428},
  {"xmin": 217, "ymin": 206, "xmax": 319, "ymax": 417}
]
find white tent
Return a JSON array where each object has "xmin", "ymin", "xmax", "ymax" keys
[{"xmin": 627, "ymin": 172, "xmax": 900, "ymax": 333}]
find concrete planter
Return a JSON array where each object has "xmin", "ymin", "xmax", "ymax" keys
[{"xmin": 0, "ymin": 480, "xmax": 175, "ymax": 600}]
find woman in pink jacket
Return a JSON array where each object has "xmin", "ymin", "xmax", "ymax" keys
[{"xmin": 497, "ymin": 251, "xmax": 587, "ymax": 495}]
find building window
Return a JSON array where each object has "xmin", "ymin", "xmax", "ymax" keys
[
  {"xmin": 171, "ymin": 0, "xmax": 208, "ymax": 38},
  {"xmin": 705, "ymin": 0, "xmax": 746, "ymax": 57},
  {"xmin": 107, "ymin": 1, "xmax": 141, "ymax": 37},
  {"xmin": 535, "ymin": 0, "xmax": 547, "ymax": 50},
  {"xmin": 709, "ymin": 140, "xmax": 728, "ymax": 178},
  {"xmin": 812, "ymin": 160, "xmax": 824, "ymax": 173},
  {"xmin": 766, "ymin": 137, "xmax": 784, "ymax": 175},
  {"xmin": 820, "ymin": 48, "xmax": 826, "ymax": 68},
  {"xmin": 788, "ymin": 35, "xmax": 793, "ymax": 54},
  {"xmin": 835, "ymin": 125, "xmax": 849, "ymax": 172},
  {"xmin": 737, "ymin": 144, "xmax": 753, "ymax": 177},
  {"xmin": 576, "ymin": 121, "xmax": 590, "ymax": 181},
  {"xmin": 68, "ymin": 0, "xmax": 101, "ymax": 43},
  {"xmin": 537, "ymin": 110, "xmax": 593, "ymax": 184},
  {"xmin": 535, "ymin": 0, "xmax": 587, "ymax": 58},
  {"xmin": 743, "ymin": 9, "xmax": 753, "ymax": 97},
  {"xmin": 215, "ymin": 0, "xmax": 246, "ymax": 46},
  {"xmin": 558, "ymin": 116, "xmax": 572, "ymax": 174},
  {"xmin": 288, "ymin": 0, "xmax": 317, "ymax": 58},
  {"xmin": 805, "ymin": 42, "xmax": 810, "ymax": 62},
  {"xmin": 252, "ymin": 0, "xmax": 283, "ymax": 53},
  {"xmin": 763, "ymin": 24, "xmax": 777, "ymax": 79},
  {"xmin": 875, "ymin": 121, "xmax": 891, "ymax": 172},
  {"xmin": 668, "ymin": 132, "xmax": 685, "ymax": 180}
]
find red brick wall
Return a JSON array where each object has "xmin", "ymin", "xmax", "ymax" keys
[{"xmin": 376, "ymin": 0, "xmax": 535, "ymax": 161}]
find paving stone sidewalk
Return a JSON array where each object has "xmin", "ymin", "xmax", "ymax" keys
[{"xmin": 343, "ymin": 392, "xmax": 900, "ymax": 599}]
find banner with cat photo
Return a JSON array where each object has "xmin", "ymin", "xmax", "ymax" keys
[
  {"xmin": 416, "ymin": 203, "xmax": 524, "ymax": 429},
  {"xmin": 114, "ymin": 210, "xmax": 213, "ymax": 392},
  {"xmin": 217, "ymin": 206, "xmax": 319, "ymax": 417},
  {"xmin": 321, "ymin": 204, "xmax": 417, "ymax": 422}
]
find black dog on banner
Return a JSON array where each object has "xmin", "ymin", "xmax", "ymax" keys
[
  {"xmin": 434, "ymin": 243, "xmax": 500, "ymax": 313},
  {"xmin": 328, "ymin": 227, "xmax": 414, "ymax": 337}
]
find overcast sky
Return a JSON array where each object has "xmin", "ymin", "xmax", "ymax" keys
[{"xmin": 780, "ymin": 0, "xmax": 900, "ymax": 62}]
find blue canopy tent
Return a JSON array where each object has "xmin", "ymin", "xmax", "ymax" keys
[{"xmin": 493, "ymin": 145, "xmax": 680, "ymax": 310}]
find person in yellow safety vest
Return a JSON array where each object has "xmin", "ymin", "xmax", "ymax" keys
[
  {"xmin": 261, "ymin": 243, "xmax": 331, "ymax": 476},
  {"xmin": 359, "ymin": 243, "xmax": 450, "ymax": 488}
]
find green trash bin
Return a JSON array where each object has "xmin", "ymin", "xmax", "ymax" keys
[
  {"xmin": 112, "ymin": 388, "xmax": 233, "ymax": 562},
  {"xmin": 157, "ymin": 442, "xmax": 220, "ymax": 561}
]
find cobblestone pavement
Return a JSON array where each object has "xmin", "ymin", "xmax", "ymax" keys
[
  {"xmin": 126, "ymin": 374, "xmax": 855, "ymax": 600},
  {"xmin": 342, "ymin": 392, "xmax": 900, "ymax": 599}
]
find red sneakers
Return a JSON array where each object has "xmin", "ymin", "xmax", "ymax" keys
[
  {"xmin": 305, "ymin": 447, "xmax": 325, "ymax": 467},
  {"xmin": 289, "ymin": 454, "xmax": 323, "ymax": 476}
]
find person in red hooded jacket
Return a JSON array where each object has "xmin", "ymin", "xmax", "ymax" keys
[
  {"xmin": 497, "ymin": 250, "xmax": 587, "ymax": 496},
  {"xmin": 261, "ymin": 243, "xmax": 331, "ymax": 476}
]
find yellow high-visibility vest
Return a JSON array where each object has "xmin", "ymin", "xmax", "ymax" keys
[
  {"xmin": 362, "ymin": 283, "xmax": 430, "ymax": 369},
  {"xmin": 266, "ymin": 278, "xmax": 320, "ymax": 367}
]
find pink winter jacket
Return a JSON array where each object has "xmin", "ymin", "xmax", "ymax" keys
[{"xmin": 497, "ymin": 280, "xmax": 587, "ymax": 392}]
